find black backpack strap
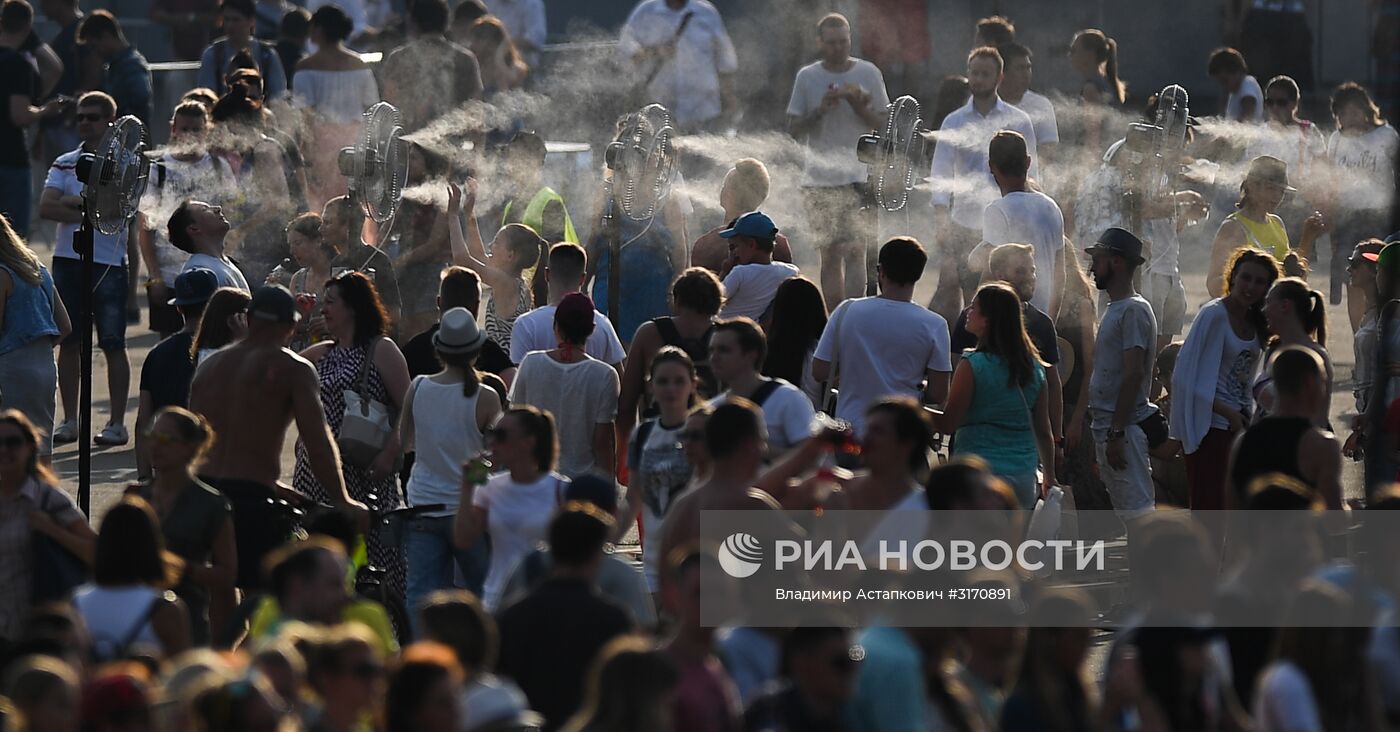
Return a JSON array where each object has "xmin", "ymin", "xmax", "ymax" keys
[
  {"xmin": 629, "ymin": 419, "xmax": 657, "ymax": 474},
  {"xmin": 751, "ymin": 378, "xmax": 782, "ymax": 407},
  {"xmin": 653, "ymin": 316, "xmax": 680, "ymax": 346}
]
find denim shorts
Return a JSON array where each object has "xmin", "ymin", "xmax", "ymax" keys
[{"xmin": 51, "ymin": 256, "xmax": 128, "ymax": 350}]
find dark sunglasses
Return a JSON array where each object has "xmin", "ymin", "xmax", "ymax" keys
[
  {"xmin": 0, "ymin": 435, "xmax": 26, "ymax": 450},
  {"xmin": 1264, "ymin": 98, "xmax": 1294, "ymax": 107},
  {"xmin": 76, "ymin": 113, "xmax": 108, "ymax": 122}
]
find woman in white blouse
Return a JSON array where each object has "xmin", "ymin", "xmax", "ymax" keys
[{"xmin": 291, "ymin": 5, "xmax": 380, "ymax": 210}]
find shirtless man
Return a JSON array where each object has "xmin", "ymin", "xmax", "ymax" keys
[
  {"xmin": 659, "ymin": 399, "xmax": 780, "ymax": 581},
  {"xmin": 189, "ymin": 285, "xmax": 367, "ymax": 590}
]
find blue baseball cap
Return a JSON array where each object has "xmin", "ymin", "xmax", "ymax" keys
[
  {"xmin": 168, "ymin": 267, "xmax": 219, "ymax": 306},
  {"xmin": 719, "ymin": 211, "xmax": 778, "ymax": 240}
]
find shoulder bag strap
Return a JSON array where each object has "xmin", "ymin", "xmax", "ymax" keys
[
  {"xmin": 118, "ymin": 594, "xmax": 164, "ymax": 654},
  {"xmin": 353, "ymin": 337, "xmax": 381, "ymax": 403},
  {"xmin": 821, "ymin": 302, "xmax": 851, "ymax": 413}
]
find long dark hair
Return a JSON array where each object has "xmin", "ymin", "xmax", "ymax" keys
[
  {"xmin": 191, "ymin": 287, "xmax": 251, "ymax": 360},
  {"xmin": 327, "ymin": 271, "xmax": 390, "ymax": 346},
  {"xmin": 94, "ymin": 496, "xmax": 181, "ymax": 589},
  {"xmin": 1268, "ymin": 277, "xmax": 1327, "ymax": 347},
  {"xmin": 762, "ymin": 277, "xmax": 827, "ymax": 386},
  {"xmin": 1223, "ymin": 248, "xmax": 1283, "ymax": 340},
  {"xmin": 1072, "ymin": 29, "xmax": 1124, "ymax": 104},
  {"xmin": 973, "ymin": 283, "xmax": 1043, "ymax": 388}
]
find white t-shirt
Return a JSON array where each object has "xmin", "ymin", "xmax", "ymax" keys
[
  {"xmin": 472, "ymin": 470, "xmax": 567, "ymax": 611},
  {"xmin": 981, "ymin": 191, "xmax": 1065, "ymax": 313},
  {"xmin": 1327, "ymin": 124, "xmax": 1400, "ymax": 212},
  {"xmin": 141, "ymin": 153, "xmax": 237, "ymax": 282},
  {"xmin": 182, "ymin": 252, "xmax": 250, "ymax": 293},
  {"xmin": 46, "ymin": 148, "xmax": 129, "ymax": 266},
  {"xmin": 509, "ymin": 304, "xmax": 627, "ymax": 365},
  {"xmin": 786, "ymin": 58, "xmax": 891, "ymax": 186},
  {"xmin": 928, "ymin": 98, "xmax": 1039, "ymax": 230},
  {"xmin": 1009, "ymin": 89, "xmax": 1059, "ymax": 146},
  {"xmin": 509, "ymin": 353, "xmax": 620, "ymax": 477},
  {"xmin": 616, "ymin": 0, "xmax": 738, "ymax": 127},
  {"xmin": 1253, "ymin": 661, "xmax": 1323, "ymax": 732},
  {"xmin": 813, "ymin": 297, "xmax": 951, "ymax": 436},
  {"xmin": 1226, "ymin": 75, "xmax": 1265, "ymax": 123},
  {"xmin": 709, "ymin": 379, "xmax": 815, "ymax": 451},
  {"xmin": 719, "ymin": 261, "xmax": 799, "ymax": 320}
]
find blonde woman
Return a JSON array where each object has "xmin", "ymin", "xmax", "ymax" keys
[{"xmin": 0, "ymin": 215, "xmax": 72, "ymax": 460}]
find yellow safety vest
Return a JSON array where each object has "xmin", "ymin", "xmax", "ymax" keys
[
  {"xmin": 505, "ymin": 187, "xmax": 577, "ymax": 297},
  {"xmin": 1227, "ymin": 210, "xmax": 1291, "ymax": 262}
]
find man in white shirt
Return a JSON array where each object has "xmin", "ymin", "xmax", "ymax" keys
[
  {"xmin": 786, "ymin": 12, "xmax": 889, "ymax": 307},
  {"xmin": 813, "ymin": 238, "xmax": 952, "ymax": 438},
  {"xmin": 997, "ymin": 44, "xmax": 1058, "ymax": 169},
  {"xmin": 617, "ymin": 0, "xmax": 737, "ymax": 133},
  {"xmin": 708, "ymin": 317, "xmax": 814, "ymax": 453},
  {"xmin": 981, "ymin": 131, "xmax": 1065, "ymax": 316},
  {"xmin": 510, "ymin": 242, "xmax": 625, "ymax": 370},
  {"xmin": 138, "ymin": 101, "xmax": 236, "ymax": 337},
  {"xmin": 483, "ymin": 0, "xmax": 545, "ymax": 67},
  {"xmin": 717, "ymin": 211, "xmax": 798, "ymax": 321},
  {"xmin": 40, "ymin": 92, "xmax": 134, "ymax": 446},
  {"xmin": 166, "ymin": 199, "xmax": 251, "ymax": 293},
  {"xmin": 1209, "ymin": 47, "xmax": 1263, "ymax": 123},
  {"xmin": 927, "ymin": 46, "xmax": 1037, "ymax": 324}
]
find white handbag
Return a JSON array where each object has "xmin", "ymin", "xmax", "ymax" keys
[{"xmin": 339, "ymin": 337, "xmax": 395, "ymax": 469}]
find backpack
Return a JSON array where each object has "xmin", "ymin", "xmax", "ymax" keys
[{"xmin": 653, "ymin": 317, "xmax": 718, "ymax": 398}]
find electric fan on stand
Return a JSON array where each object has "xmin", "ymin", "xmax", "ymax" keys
[
  {"xmin": 1121, "ymin": 84, "xmax": 1192, "ymax": 258},
  {"xmin": 856, "ymin": 95, "xmax": 930, "ymax": 294},
  {"xmin": 599, "ymin": 103, "xmax": 678, "ymax": 328},
  {"xmin": 337, "ymin": 102, "xmax": 408, "ymax": 296},
  {"xmin": 74, "ymin": 116, "xmax": 150, "ymax": 513}
]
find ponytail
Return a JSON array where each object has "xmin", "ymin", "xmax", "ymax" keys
[
  {"xmin": 1104, "ymin": 37, "xmax": 1125, "ymax": 105},
  {"xmin": 1306, "ymin": 291, "xmax": 1327, "ymax": 347}
]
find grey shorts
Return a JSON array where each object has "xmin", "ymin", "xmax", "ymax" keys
[
  {"xmin": 1093, "ymin": 424, "xmax": 1155, "ymax": 520},
  {"xmin": 0, "ymin": 340, "xmax": 58, "ymax": 455},
  {"xmin": 801, "ymin": 185, "xmax": 874, "ymax": 252},
  {"xmin": 1142, "ymin": 272, "xmax": 1186, "ymax": 337}
]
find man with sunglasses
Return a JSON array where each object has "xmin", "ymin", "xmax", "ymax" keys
[{"xmin": 40, "ymin": 91, "xmax": 134, "ymax": 447}]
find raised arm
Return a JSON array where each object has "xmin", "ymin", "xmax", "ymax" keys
[{"xmin": 446, "ymin": 180, "xmax": 519, "ymax": 294}]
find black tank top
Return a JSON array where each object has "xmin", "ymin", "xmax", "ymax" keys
[{"xmin": 1230, "ymin": 416, "xmax": 1311, "ymax": 505}]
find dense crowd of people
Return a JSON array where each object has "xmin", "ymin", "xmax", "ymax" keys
[{"xmin": 0, "ymin": 0, "xmax": 1399, "ymax": 729}]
